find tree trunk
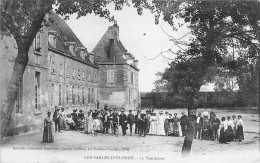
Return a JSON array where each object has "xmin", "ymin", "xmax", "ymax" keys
[
  {"xmin": 181, "ymin": 99, "xmax": 197, "ymax": 157},
  {"xmin": 0, "ymin": 47, "xmax": 29, "ymax": 142}
]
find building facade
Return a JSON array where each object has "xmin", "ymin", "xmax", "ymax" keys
[
  {"xmin": 93, "ymin": 22, "xmax": 139, "ymax": 109},
  {"xmin": 0, "ymin": 12, "xmax": 139, "ymax": 136}
]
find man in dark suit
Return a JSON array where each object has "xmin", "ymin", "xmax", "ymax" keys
[
  {"xmin": 135, "ymin": 110, "xmax": 141, "ymax": 134},
  {"xmin": 53, "ymin": 107, "xmax": 61, "ymax": 132},
  {"xmin": 210, "ymin": 113, "xmax": 220, "ymax": 140},
  {"xmin": 127, "ymin": 110, "xmax": 135, "ymax": 136},
  {"xmin": 71, "ymin": 109, "xmax": 78, "ymax": 131},
  {"xmin": 139, "ymin": 113, "xmax": 148, "ymax": 137},
  {"xmin": 119, "ymin": 109, "xmax": 127, "ymax": 136},
  {"xmin": 180, "ymin": 111, "xmax": 188, "ymax": 136},
  {"xmin": 194, "ymin": 112, "xmax": 203, "ymax": 139},
  {"xmin": 102, "ymin": 112, "xmax": 109, "ymax": 135}
]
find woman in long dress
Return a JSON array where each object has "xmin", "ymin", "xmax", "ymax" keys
[
  {"xmin": 226, "ymin": 116, "xmax": 235, "ymax": 142},
  {"xmin": 156, "ymin": 111, "xmax": 165, "ymax": 136},
  {"xmin": 172, "ymin": 113, "xmax": 180, "ymax": 137},
  {"xmin": 149, "ymin": 113, "xmax": 157, "ymax": 135},
  {"xmin": 232, "ymin": 115, "xmax": 237, "ymax": 140},
  {"xmin": 168, "ymin": 114, "xmax": 174, "ymax": 135},
  {"xmin": 236, "ymin": 115, "xmax": 244, "ymax": 142},
  {"xmin": 85, "ymin": 112, "xmax": 93, "ymax": 134},
  {"xmin": 43, "ymin": 112, "xmax": 54, "ymax": 143},
  {"xmin": 97, "ymin": 112, "xmax": 103, "ymax": 133},
  {"xmin": 219, "ymin": 117, "xmax": 228, "ymax": 144}
]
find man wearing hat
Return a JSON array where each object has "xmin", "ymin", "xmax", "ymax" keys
[
  {"xmin": 53, "ymin": 107, "xmax": 61, "ymax": 132},
  {"xmin": 135, "ymin": 110, "xmax": 141, "ymax": 134},
  {"xmin": 119, "ymin": 109, "xmax": 127, "ymax": 136},
  {"xmin": 102, "ymin": 111, "xmax": 109, "ymax": 135},
  {"xmin": 127, "ymin": 110, "xmax": 135, "ymax": 136},
  {"xmin": 180, "ymin": 111, "xmax": 188, "ymax": 136},
  {"xmin": 71, "ymin": 109, "xmax": 78, "ymax": 131}
]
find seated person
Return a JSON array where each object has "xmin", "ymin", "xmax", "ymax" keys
[{"xmin": 66, "ymin": 114, "xmax": 76, "ymax": 130}]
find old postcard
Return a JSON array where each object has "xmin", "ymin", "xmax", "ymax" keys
[{"xmin": 0, "ymin": 0, "xmax": 259, "ymax": 163}]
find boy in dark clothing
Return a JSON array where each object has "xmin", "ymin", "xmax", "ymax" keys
[
  {"xmin": 119, "ymin": 109, "xmax": 127, "ymax": 136},
  {"xmin": 127, "ymin": 110, "xmax": 135, "ymax": 136},
  {"xmin": 180, "ymin": 111, "xmax": 188, "ymax": 136},
  {"xmin": 139, "ymin": 113, "xmax": 148, "ymax": 137},
  {"xmin": 53, "ymin": 107, "xmax": 61, "ymax": 132}
]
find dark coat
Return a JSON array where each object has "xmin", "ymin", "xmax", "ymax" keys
[
  {"xmin": 127, "ymin": 114, "xmax": 135, "ymax": 124},
  {"xmin": 180, "ymin": 115, "xmax": 188, "ymax": 126},
  {"xmin": 119, "ymin": 114, "xmax": 127, "ymax": 125}
]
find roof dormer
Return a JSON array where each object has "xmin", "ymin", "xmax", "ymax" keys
[
  {"xmin": 48, "ymin": 30, "xmax": 59, "ymax": 48},
  {"xmin": 77, "ymin": 47, "xmax": 88, "ymax": 60},
  {"xmin": 65, "ymin": 42, "xmax": 77, "ymax": 56}
]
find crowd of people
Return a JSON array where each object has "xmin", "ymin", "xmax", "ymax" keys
[{"xmin": 42, "ymin": 106, "xmax": 244, "ymax": 144}]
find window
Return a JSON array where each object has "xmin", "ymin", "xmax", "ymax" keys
[
  {"xmin": 66, "ymin": 66, "xmax": 69, "ymax": 77},
  {"xmin": 78, "ymin": 69, "xmax": 81, "ymax": 80},
  {"xmin": 15, "ymin": 79, "xmax": 23, "ymax": 114},
  {"xmin": 129, "ymin": 89, "xmax": 131, "ymax": 104},
  {"xmin": 59, "ymin": 84, "xmax": 62, "ymax": 105},
  {"xmin": 34, "ymin": 32, "xmax": 41, "ymax": 52},
  {"xmin": 82, "ymin": 87, "xmax": 85, "ymax": 105},
  {"xmin": 131, "ymin": 72, "xmax": 134, "ymax": 84},
  {"xmin": 82, "ymin": 71, "xmax": 85, "ymax": 80},
  {"xmin": 107, "ymin": 70, "xmax": 114, "ymax": 83},
  {"xmin": 66, "ymin": 85, "xmax": 69, "ymax": 104},
  {"xmin": 72, "ymin": 86, "xmax": 75, "ymax": 105},
  {"xmin": 88, "ymin": 88, "xmax": 91, "ymax": 103},
  {"xmin": 50, "ymin": 83, "xmax": 54, "ymax": 106},
  {"xmin": 78, "ymin": 86, "xmax": 80, "ymax": 103},
  {"xmin": 35, "ymin": 72, "xmax": 40, "ymax": 110},
  {"xmin": 91, "ymin": 88, "xmax": 94, "ymax": 103},
  {"xmin": 88, "ymin": 72, "xmax": 90, "ymax": 82},
  {"xmin": 59, "ymin": 64, "xmax": 63, "ymax": 76},
  {"xmin": 72, "ymin": 68, "xmax": 76, "ymax": 78},
  {"xmin": 50, "ymin": 55, "xmax": 55, "ymax": 75}
]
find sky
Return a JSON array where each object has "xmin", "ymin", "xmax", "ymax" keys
[{"xmin": 65, "ymin": 4, "xmax": 190, "ymax": 92}]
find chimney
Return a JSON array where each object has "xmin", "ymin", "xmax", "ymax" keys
[
  {"xmin": 134, "ymin": 59, "xmax": 138, "ymax": 67},
  {"xmin": 112, "ymin": 20, "xmax": 119, "ymax": 40}
]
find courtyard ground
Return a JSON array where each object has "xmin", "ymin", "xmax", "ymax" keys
[{"xmin": 1, "ymin": 108, "xmax": 259, "ymax": 163}]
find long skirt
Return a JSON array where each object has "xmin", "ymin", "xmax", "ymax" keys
[
  {"xmin": 98, "ymin": 119, "xmax": 103, "ymax": 132},
  {"xmin": 149, "ymin": 121, "xmax": 157, "ymax": 135},
  {"xmin": 85, "ymin": 119, "xmax": 93, "ymax": 134},
  {"xmin": 42, "ymin": 125, "xmax": 54, "ymax": 143},
  {"xmin": 226, "ymin": 126, "xmax": 234, "ymax": 142},
  {"xmin": 201, "ymin": 129, "xmax": 209, "ymax": 140},
  {"xmin": 236, "ymin": 125, "xmax": 244, "ymax": 141},
  {"xmin": 219, "ymin": 127, "xmax": 226, "ymax": 143},
  {"xmin": 168, "ymin": 122, "xmax": 174, "ymax": 134},
  {"xmin": 156, "ymin": 121, "xmax": 165, "ymax": 136}
]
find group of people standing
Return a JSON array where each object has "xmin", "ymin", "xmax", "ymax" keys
[
  {"xmin": 194, "ymin": 108, "xmax": 245, "ymax": 143},
  {"xmin": 42, "ymin": 106, "xmax": 244, "ymax": 144}
]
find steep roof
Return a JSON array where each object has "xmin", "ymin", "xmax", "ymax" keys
[
  {"xmin": 92, "ymin": 23, "xmax": 139, "ymax": 71},
  {"xmin": 48, "ymin": 11, "xmax": 98, "ymax": 68}
]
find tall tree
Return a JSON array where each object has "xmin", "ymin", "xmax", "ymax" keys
[
  {"xmin": 0, "ymin": 0, "xmax": 131, "ymax": 142},
  {"xmin": 138, "ymin": 0, "xmax": 260, "ymax": 156}
]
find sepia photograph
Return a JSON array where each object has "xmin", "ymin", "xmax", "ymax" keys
[{"xmin": 0, "ymin": 0, "xmax": 259, "ymax": 163}]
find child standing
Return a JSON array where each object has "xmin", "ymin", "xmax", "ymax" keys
[
  {"xmin": 164, "ymin": 119, "xmax": 170, "ymax": 137},
  {"xmin": 93, "ymin": 116, "xmax": 100, "ymax": 136},
  {"xmin": 236, "ymin": 115, "xmax": 244, "ymax": 142}
]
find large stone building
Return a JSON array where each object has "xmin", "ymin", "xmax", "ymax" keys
[
  {"xmin": 93, "ymin": 21, "xmax": 139, "ymax": 109},
  {"xmin": 0, "ymin": 11, "xmax": 139, "ymax": 136}
]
